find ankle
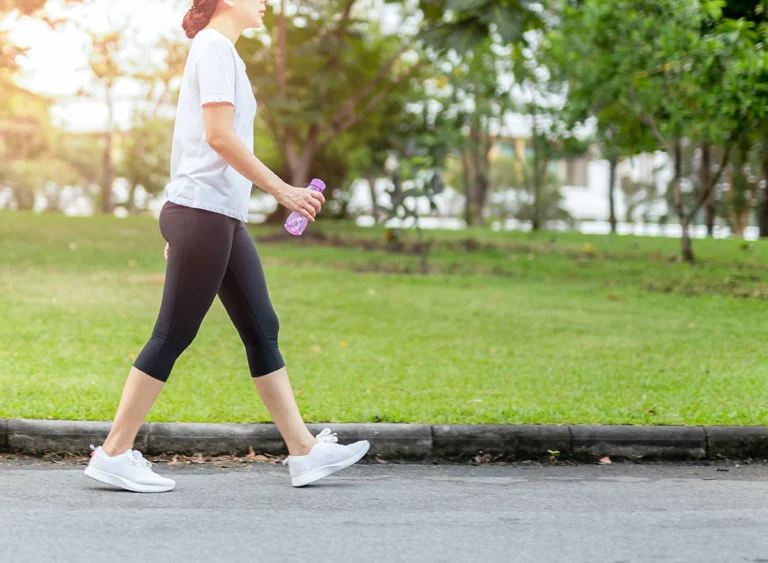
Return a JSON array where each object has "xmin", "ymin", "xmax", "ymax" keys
[
  {"xmin": 102, "ymin": 442, "xmax": 132, "ymax": 457},
  {"xmin": 288, "ymin": 438, "xmax": 316, "ymax": 457}
]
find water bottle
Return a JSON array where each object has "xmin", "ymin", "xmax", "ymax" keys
[{"xmin": 284, "ymin": 178, "xmax": 326, "ymax": 236}]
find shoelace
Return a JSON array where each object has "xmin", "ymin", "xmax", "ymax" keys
[
  {"xmin": 281, "ymin": 428, "xmax": 338, "ymax": 464},
  {"xmin": 128, "ymin": 450, "xmax": 152, "ymax": 470},
  {"xmin": 315, "ymin": 428, "xmax": 338, "ymax": 445},
  {"xmin": 90, "ymin": 444, "xmax": 153, "ymax": 470}
]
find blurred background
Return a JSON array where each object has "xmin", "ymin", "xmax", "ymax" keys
[{"xmin": 3, "ymin": 0, "xmax": 768, "ymax": 426}]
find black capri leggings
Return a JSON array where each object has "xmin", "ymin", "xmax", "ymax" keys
[{"xmin": 134, "ymin": 201, "xmax": 284, "ymax": 382}]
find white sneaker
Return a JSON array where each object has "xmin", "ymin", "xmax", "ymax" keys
[
  {"xmin": 284, "ymin": 428, "xmax": 370, "ymax": 487},
  {"xmin": 84, "ymin": 445, "xmax": 175, "ymax": 493}
]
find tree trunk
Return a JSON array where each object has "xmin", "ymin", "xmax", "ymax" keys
[
  {"xmin": 461, "ymin": 149, "xmax": 472, "ymax": 226},
  {"xmin": 531, "ymin": 148, "xmax": 542, "ymax": 231},
  {"xmin": 102, "ymin": 128, "xmax": 114, "ymax": 214},
  {"xmin": 366, "ymin": 173, "xmax": 380, "ymax": 222},
  {"xmin": 608, "ymin": 155, "xmax": 617, "ymax": 234},
  {"xmin": 727, "ymin": 138, "xmax": 753, "ymax": 239},
  {"xmin": 128, "ymin": 182, "xmax": 139, "ymax": 215},
  {"xmin": 13, "ymin": 186, "xmax": 35, "ymax": 210},
  {"xmin": 681, "ymin": 216, "xmax": 694, "ymax": 263},
  {"xmin": 264, "ymin": 146, "xmax": 313, "ymax": 224},
  {"xmin": 671, "ymin": 139, "xmax": 694, "ymax": 263},
  {"xmin": 701, "ymin": 142, "xmax": 714, "ymax": 236},
  {"xmin": 472, "ymin": 174, "xmax": 487, "ymax": 227},
  {"xmin": 101, "ymin": 84, "xmax": 115, "ymax": 215},
  {"xmin": 759, "ymin": 155, "xmax": 768, "ymax": 238},
  {"xmin": 531, "ymin": 111, "xmax": 542, "ymax": 231}
]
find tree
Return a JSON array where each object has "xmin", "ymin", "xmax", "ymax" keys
[
  {"xmin": 416, "ymin": 0, "xmax": 543, "ymax": 53},
  {"xmin": 241, "ymin": 0, "xmax": 424, "ymax": 223},
  {"xmin": 119, "ymin": 37, "xmax": 187, "ymax": 213},
  {"xmin": 78, "ymin": 30, "xmax": 125, "ymax": 214},
  {"xmin": 436, "ymin": 40, "xmax": 514, "ymax": 226},
  {"xmin": 416, "ymin": 0, "xmax": 544, "ymax": 226},
  {"xmin": 557, "ymin": 0, "xmax": 768, "ymax": 262},
  {"xmin": 548, "ymin": 15, "xmax": 658, "ymax": 234},
  {"xmin": 715, "ymin": 0, "xmax": 766, "ymax": 236}
]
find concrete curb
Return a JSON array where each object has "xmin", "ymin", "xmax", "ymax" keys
[
  {"xmin": 572, "ymin": 425, "xmax": 707, "ymax": 461},
  {"xmin": 0, "ymin": 418, "xmax": 7, "ymax": 450},
  {"xmin": 7, "ymin": 419, "xmax": 149, "ymax": 454},
  {"xmin": 3, "ymin": 419, "xmax": 768, "ymax": 461}
]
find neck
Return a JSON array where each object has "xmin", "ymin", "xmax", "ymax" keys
[{"xmin": 205, "ymin": 14, "xmax": 242, "ymax": 44}]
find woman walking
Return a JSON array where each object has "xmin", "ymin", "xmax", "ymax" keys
[{"xmin": 84, "ymin": 0, "xmax": 369, "ymax": 492}]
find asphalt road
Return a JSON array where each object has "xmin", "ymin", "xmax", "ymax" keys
[{"xmin": 2, "ymin": 460, "xmax": 768, "ymax": 563}]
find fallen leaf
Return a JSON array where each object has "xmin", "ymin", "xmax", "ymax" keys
[
  {"xmin": 128, "ymin": 353, "xmax": 136, "ymax": 360},
  {"xmin": 68, "ymin": 242, "xmax": 77, "ymax": 250},
  {"xmin": 489, "ymin": 348, "xmax": 496, "ymax": 353},
  {"xmin": 599, "ymin": 456, "xmax": 612, "ymax": 465},
  {"xmin": 688, "ymin": 322, "xmax": 696, "ymax": 328},
  {"xmin": 607, "ymin": 293, "xmax": 622, "ymax": 301},
  {"xmin": 339, "ymin": 341, "xmax": 348, "ymax": 347},
  {"xmin": 368, "ymin": 288, "xmax": 377, "ymax": 296},
  {"xmin": 128, "ymin": 259, "xmax": 136, "ymax": 267},
  {"xmin": 311, "ymin": 345, "xmax": 321, "ymax": 352},
  {"xmin": 645, "ymin": 409, "xmax": 656, "ymax": 415},
  {"xmin": 375, "ymin": 457, "xmax": 389, "ymax": 464},
  {"xmin": 246, "ymin": 448, "xmax": 268, "ymax": 462},
  {"xmin": 168, "ymin": 455, "xmax": 184, "ymax": 466},
  {"xmin": 474, "ymin": 453, "xmax": 492, "ymax": 464}
]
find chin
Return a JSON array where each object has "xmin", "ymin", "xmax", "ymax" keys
[{"xmin": 250, "ymin": 12, "xmax": 265, "ymax": 28}]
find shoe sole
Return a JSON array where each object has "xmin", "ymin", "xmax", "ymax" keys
[
  {"xmin": 291, "ymin": 441, "xmax": 371, "ymax": 488},
  {"xmin": 84, "ymin": 465, "xmax": 175, "ymax": 493}
]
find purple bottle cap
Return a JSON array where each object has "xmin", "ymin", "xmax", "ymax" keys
[{"xmin": 309, "ymin": 178, "xmax": 326, "ymax": 191}]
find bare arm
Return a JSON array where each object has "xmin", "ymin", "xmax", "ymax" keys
[{"xmin": 203, "ymin": 102, "xmax": 324, "ymax": 221}]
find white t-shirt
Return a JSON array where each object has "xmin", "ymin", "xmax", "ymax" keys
[{"xmin": 164, "ymin": 28, "xmax": 257, "ymax": 222}]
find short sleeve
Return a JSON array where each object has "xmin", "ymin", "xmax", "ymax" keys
[{"xmin": 195, "ymin": 41, "xmax": 236, "ymax": 107}]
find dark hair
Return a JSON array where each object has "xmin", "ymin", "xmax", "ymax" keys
[{"xmin": 182, "ymin": 0, "xmax": 219, "ymax": 39}]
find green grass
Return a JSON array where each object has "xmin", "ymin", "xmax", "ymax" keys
[{"xmin": 2, "ymin": 211, "xmax": 768, "ymax": 425}]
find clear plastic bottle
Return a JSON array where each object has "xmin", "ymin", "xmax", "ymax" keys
[{"xmin": 284, "ymin": 178, "xmax": 326, "ymax": 236}]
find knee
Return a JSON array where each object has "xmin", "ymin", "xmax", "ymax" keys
[
  {"xmin": 156, "ymin": 325, "xmax": 199, "ymax": 355},
  {"xmin": 242, "ymin": 309, "xmax": 280, "ymax": 348}
]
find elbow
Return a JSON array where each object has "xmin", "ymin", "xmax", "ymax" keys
[{"xmin": 206, "ymin": 131, "xmax": 229, "ymax": 152}]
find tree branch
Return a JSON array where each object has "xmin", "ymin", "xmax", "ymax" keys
[
  {"xmin": 277, "ymin": 0, "xmax": 287, "ymax": 95},
  {"xmin": 317, "ymin": 59, "xmax": 424, "ymax": 147},
  {"xmin": 321, "ymin": 42, "xmax": 414, "ymax": 136},
  {"xmin": 685, "ymin": 128, "xmax": 743, "ymax": 223},
  {"xmin": 627, "ymin": 88, "xmax": 673, "ymax": 155},
  {"xmin": 320, "ymin": 0, "xmax": 359, "ymax": 71}
]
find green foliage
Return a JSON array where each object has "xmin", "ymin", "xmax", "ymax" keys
[
  {"xmin": 118, "ymin": 118, "xmax": 173, "ymax": 200},
  {"xmin": 239, "ymin": 1, "xmax": 422, "ymax": 186},
  {"xmin": 383, "ymin": 154, "xmax": 445, "ymax": 227},
  {"xmin": 416, "ymin": 0, "xmax": 543, "ymax": 52},
  {"xmin": 555, "ymin": 0, "xmax": 768, "ymax": 258}
]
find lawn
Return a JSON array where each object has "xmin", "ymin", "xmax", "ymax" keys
[{"xmin": 2, "ymin": 211, "xmax": 768, "ymax": 425}]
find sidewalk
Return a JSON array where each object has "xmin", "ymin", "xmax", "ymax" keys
[{"xmin": 2, "ymin": 419, "xmax": 768, "ymax": 460}]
